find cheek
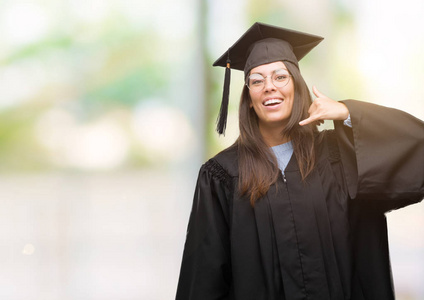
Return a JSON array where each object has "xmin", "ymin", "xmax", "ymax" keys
[
  {"xmin": 288, "ymin": 83, "xmax": 295, "ymax": 99},
  {"xmin": 281, "ymin": 83, "xmax": 294, "ymax": 97}
]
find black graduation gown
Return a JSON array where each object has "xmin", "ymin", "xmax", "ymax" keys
[{"xmin": 176, "ymin": 100, "xmax": 424, "ymax": 300}]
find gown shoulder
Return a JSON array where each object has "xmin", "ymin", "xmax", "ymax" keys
[{"xmin": 206, "ymin": 143, "xmax": 239, "ymax": 178}]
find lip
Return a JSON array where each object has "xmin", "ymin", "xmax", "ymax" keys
[{"xmin": 262, "ymin": 97, "xmax": 284, "ymax": 107}]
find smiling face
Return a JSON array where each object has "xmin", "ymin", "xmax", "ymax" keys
[{"xmin": 248, "ymin": 61, "xmax": 294, "ymax": 132}]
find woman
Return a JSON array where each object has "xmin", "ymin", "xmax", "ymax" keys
[{"xmin": 176, "ymin": 22, "xmax": 424, "ymax": 300}]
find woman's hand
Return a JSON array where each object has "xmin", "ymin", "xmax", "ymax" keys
[{"xmin": 299, "ymin": 86, "xmax": 350, "ymax": 126}]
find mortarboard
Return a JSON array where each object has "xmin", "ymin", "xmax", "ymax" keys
[{"xmin": 213, "ymin": 22, "xmax": 324, "ymax": 134}]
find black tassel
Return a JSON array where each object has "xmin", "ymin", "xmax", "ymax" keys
[{"xmin": 216, "ymin": 58, "xmax": 231, "ymax": 135}]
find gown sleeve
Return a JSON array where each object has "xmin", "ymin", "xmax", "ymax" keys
[
  {"xmin": 334, "ymin": 100, "xmax": 424, "ymax": 211},
  {"xmin": 176, "ymin": 159, "xmax": 232, "ymax": 300}
]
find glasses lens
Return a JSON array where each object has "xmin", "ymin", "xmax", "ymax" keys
[
  {"xmin": 247, "ymin": 74, "xmax": 265, "ymax": 91},
  {"xmin": 272, "ymin": 70, "xmax": 291, "ymax": 87}
]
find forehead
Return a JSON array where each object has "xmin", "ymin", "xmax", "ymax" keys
[{"xmin": 250, "ymin": 61, "xmax": 287, "ymax": 74}]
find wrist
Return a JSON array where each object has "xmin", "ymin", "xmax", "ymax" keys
[{"xmin": 339, "ymin": 102, "xmax": 350, "ymax": 120}]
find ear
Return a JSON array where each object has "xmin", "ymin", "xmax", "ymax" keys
[{"xmin": 247, "ymin": 91, "xmax": 253, "ymax": 108}]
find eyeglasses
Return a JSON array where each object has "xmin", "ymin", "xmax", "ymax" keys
[{"xmin": 246, "ymin": 69, "xmax": 292, "ymax": 92}]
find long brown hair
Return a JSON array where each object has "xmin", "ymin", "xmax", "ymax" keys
[{"xmin": 236, "ymin": 61, "xmax": 318, "ymax": 205}]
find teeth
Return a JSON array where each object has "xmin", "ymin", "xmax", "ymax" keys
[{"xmin": 264, "ymin": 99, "xmax": 283, "ymax": 106}]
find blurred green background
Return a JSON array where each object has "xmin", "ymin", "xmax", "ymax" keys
[{"xmin": 0, "ymin": 0, "xmax": 422, "ymax": 299}]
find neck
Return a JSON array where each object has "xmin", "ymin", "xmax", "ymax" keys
[{"xmin": 259, "ymin": 123, "xmax": 290, "ymax": 147}]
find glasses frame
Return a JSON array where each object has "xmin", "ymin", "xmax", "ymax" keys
[{"xmin": 245, "ymin": 70, "xmax": 292, "ymax": 92}]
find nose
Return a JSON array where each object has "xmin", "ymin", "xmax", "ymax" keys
[{"xmin": 263, "ymin": 76, "xmax": 276, "ymax": 92}]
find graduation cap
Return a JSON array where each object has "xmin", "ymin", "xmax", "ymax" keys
[{"xmin": 213, "ymin": 22, "xmax": 324, "ymax": 134}]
